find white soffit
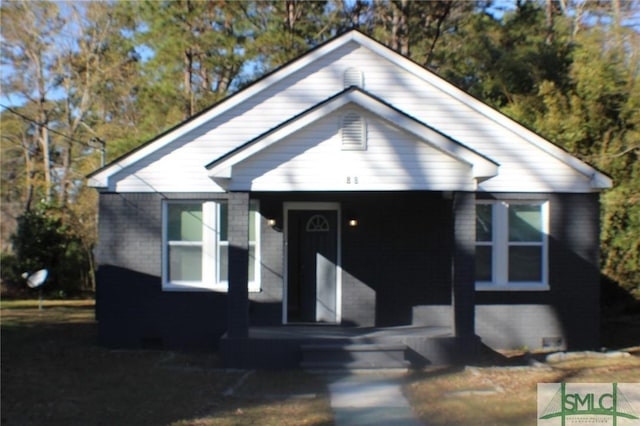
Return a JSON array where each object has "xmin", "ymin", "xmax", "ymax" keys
[{"xmin": 206, "ymin": 88, "xmax": 499, "ymax": 181}]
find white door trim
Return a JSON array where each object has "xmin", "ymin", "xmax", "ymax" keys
[{"xmin": 283, "ymin": 202, "xmax": 342, "ymax": 324}]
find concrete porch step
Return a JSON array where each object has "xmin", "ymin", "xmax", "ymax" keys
[{"xmin": 300, "ymin": 343, "xmax": 410, "ymax": 369}]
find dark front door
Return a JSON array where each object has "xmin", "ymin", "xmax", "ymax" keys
[{"xmin": 287, "ymin": 210, "xmax": 338, "ymax": 323}]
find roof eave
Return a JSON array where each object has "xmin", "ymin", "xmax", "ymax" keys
[
  {"xmin": 87, "ymin": 30, "xmax": 365, "ymax": 187},
  {"xmin": 591, "ymin": 173, "xmax": 613, "ymax": 190}
]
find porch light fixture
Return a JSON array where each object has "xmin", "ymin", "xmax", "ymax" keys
[
  {"xmin": 268, "ymin": 217, "xmax": 282, "ymax": 232},
  {"xmin": 348, "ymin": 218, "xmax": 359, "ymax": 227}
]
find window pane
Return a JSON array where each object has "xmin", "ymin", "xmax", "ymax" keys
[
  {"xmin": 219, "ymin": 203, "xmax": 228, "ymax": 242},
  {"xmin": 169, "ymin": 245, "xmax": 202, "ymax": 281},
  {"xmin": 475, "ymin": 246, "xmax": 492, "ymax": 281},
  {"xmin": 509, "ymin": 246, "xmax": 542, "ymax": 281},
  {"xmin": 248, "ymin": 245, "xmax": 256, "ymax": 281},
  {"xmin": 168, "ymin": 204, "xmax": 202, "ymax": 241},
  {"xmin": 249, "ymin": 209, "xmax": 257, "ymax": 242},
  {"xmin": 476, "ymin": 204, "xmax": 493, "ymax": 242},
  {"xmin": 219, "ymin": 245, "xmax": 228, "ymax": 281},
  {"xmin": 509, "ymin": 204, "xmax": 542, "ymax": 242}
]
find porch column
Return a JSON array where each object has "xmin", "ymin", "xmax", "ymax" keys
[
  {"xmin": 227, "ymin": 192, "xmax": 250, "ymax": 339},
  {"xmin": 452, "ymin": 191, "xmax": 476, "ymax": 337}
]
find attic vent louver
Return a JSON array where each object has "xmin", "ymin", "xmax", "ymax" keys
[
  {"xmin": 341, "ymin": 112, "xmax": 366, "ymax": 150},
  {"xmin": 344, "ymin": 68, "xmax": 364, "ymax": 88}
]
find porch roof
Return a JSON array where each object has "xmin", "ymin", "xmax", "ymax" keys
[{"xmin": 206, "ymin": 87, "xmax": 499, "ymax": 192}]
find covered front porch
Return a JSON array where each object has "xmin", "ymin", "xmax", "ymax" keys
[
  {"xmin": 205, "ymin": 87, "xmax": 495, "ymax": 368},
  {"xmin": 223, "ymin": 191, "xmax": 480, "ymax": 369}
]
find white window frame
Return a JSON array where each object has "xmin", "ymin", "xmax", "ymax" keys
[
  {"xmin": 475, "ymin": 200, "xmax": 549, "ymax": 291},
  {"xmin": 162, "ymin": 200, "xmax": 261, "ymax": 292}
]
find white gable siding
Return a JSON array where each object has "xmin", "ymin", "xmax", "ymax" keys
[
  {"xmin": 111, "ymin": 42, "xmax": 361, "ymax": 192},
  {"xmin": 341, "ymin": 47, "xmax": 595, "ymax": 192},
  {"xmin": 107, "ymin": 38, "xmax": 598, "ymax": 193},
  {"xmin": 227, "ymin": 109, "xmax": 472, "ymax": 191}
]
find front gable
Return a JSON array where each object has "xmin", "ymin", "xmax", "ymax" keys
[
  {"xmin": 207, "ymin": 88, "xmax": 498, "ymax": 191},
  {"xmin": 88, "ymin": 30, "xmax": 611, "ymax": 194}
]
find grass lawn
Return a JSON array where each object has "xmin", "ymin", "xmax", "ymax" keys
[
  {"xmin": 3, "ymin": 299, "xmax": 639, "ymax": 426},
  {"xmin": 405, "ymin": 350, "xmax": 640, "ymax": 426},
  {"xmin": 0, "ymin": 300, "xmax": 333, "ymax": 426}
]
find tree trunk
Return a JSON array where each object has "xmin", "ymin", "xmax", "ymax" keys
[
  {"xmin": 286, "ymin": 0, "xmax": 298, "ymax": 49},
  {"xmin": 390, "ymin": 0, "xmax": 409, "ymax": 56},
  {"xmin": 39, "ymin": 125, "xmax": 52, "ymax": 203},
  {"xmin": 611, "ymin": 0, "xmax": 621, "ymax": 29},
  {"xmin": 184, "ymin": 49, "xmax": 195, "ymax": 119},
  {"xmin": 424, "ymin": 1, "xmax": 453, "ymax": 67},
  {"xmin": 545, "ymin": 0, "xmax": 555, "ymax": 45},
  {"xmin": 22, "ymin": 135, "xmax": 36, "ymax": 211},
  {"xmin": 58, "ymin": 141, "xmax": 72, "ymax": 207}
]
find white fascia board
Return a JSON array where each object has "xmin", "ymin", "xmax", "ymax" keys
[
  {"xmin": 354, "ymin": 33, "xmax": 612, "ymax": 189},
  {"xmin": 88, "ymin": 32, "xmax": 363, "ymax": 189},
  {"xmin": 87, "ymin": 176, "xmax": 108, "ymax": 190},
  {"xmin": 207, "ymin": 89, "xmax": 498, "ymax": 180},
  {"xmin": 590, "ymin": 172, "xmax": 614, "ymax": 190}
]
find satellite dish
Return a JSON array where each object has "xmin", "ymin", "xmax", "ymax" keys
[
  {"xmin": 22, "ymin": 269, "xmax": 48, "ymax": 310},
  {"xmin": 25, "ymin": 269, "xmax": 48, "ymax": 288}
]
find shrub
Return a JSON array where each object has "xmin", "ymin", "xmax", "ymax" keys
[{"xmin": 7, "ymin": 203, "xmax": 90, "ymax": 297}]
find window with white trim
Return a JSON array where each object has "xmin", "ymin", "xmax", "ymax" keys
[
  {"xmin": 163, "ymin": 200, "xmax": 260, "ymax": 291},
  {"xmin": 475, "ymin": 200, "xmax": 548, "ymax": 290}
]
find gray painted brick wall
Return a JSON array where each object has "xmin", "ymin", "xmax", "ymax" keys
[
  {"xmin": 97, "ymin": 193, "xmax": 162, "ymax": 275},
  {"xmin": 475, "ymin": 193, "xmax": 601, "ymax": 350},
  {"xmin": 96, "ymin": 191, "xmax": 601, "ymax": 352},
  {"xmin": 96, "ymin": 192, "xmax": 232, "ymax": 349}
]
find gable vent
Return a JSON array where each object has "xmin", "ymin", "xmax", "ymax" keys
[
  {"xmin": 344, "ymin": 68, "xmax": 364, "ymax": 88},
  {"xmin": 341, "ymin": 112, "xmax": 366, "ymax": 150}
]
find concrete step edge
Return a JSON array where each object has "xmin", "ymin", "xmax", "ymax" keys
[{"xmin": 301, "ymin": 344, "xmax": 407, "ymax": 352}]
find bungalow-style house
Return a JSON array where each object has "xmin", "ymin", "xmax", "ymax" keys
[{"xmin": 89, "ymin": 30, "xmax": 611, "ymax": 369}]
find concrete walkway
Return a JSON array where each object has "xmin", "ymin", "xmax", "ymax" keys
[{"xmin": 326, "ymin": 373, "xmax": 424, "ymax": 426}]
